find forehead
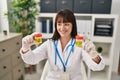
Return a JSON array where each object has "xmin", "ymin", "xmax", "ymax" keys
[{"xmin": 57, "ymin": 16, "xmax": 69, "ymax": 23}]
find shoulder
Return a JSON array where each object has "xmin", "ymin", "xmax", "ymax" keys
[{"xmin": 46, "ymin": 39, "xmax": 54, "ymax": 43}]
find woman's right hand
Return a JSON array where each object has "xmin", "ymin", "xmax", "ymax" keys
[
  {"xmin": 21, "ymin": 34, "xmax": 34, "ymax": 53},
  {"xmin": 21, "ymin": 32, "xmax": 41, "ymax": 53}
]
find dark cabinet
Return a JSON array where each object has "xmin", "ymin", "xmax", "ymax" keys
[
  {"xmin": 74, "ymin": 0, "xmax": 92, "ymax": 13},
  {"xmin": 56, "ymin": 0, "xmax": 73, "ymax": 12},
  {"xmin": 40, "ymin": 0, "xmax": 112, "ymax": 14},
  {"xmin": 92, "ymin": 0, "xmax": 112, "ymax": 14},
  {"xmin": 40, "ymin": 0, "xmax": 56, "ymax": 12}
]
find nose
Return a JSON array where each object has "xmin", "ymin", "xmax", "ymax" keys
[{"xmin": 60, "ymin": 24, "xmax": 65, "ymax": 30}]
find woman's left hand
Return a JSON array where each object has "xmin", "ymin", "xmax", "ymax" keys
[
  {"xmin": 83, "ymin": 40, "xmax": 98, "ymax": 58},
  {"xmin": 83, "ymin": 40, "xmax": 102, "ymax": 63}
]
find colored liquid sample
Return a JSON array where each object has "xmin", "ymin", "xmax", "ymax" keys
[
  {"xmin": 75, "ymin": 35, "xmax": 83, "ymax": 47},
  {"xmin": 34, "ymin": 33, "xmax": 42, "ymax": 44}
]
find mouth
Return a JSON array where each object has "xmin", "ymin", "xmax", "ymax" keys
[{"xmin": 60, "ymin": 30, "xmax": 67, "ymax": 34}]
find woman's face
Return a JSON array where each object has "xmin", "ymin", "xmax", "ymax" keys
[{"xmin": 57, "ymin": 17, "xmax": 72, "ymax": 38}]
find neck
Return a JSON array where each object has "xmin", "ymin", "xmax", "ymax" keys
[{"xmin": 60, "ymin": 36, "xmax": 71, "ymax": 51}]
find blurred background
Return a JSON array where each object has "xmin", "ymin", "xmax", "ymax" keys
[{"xmin": 0, "ymin": 0, "xmax": 120, "ymax": 80}]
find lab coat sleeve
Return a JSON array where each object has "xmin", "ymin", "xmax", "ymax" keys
[
  {"xmin": 20, "ymin": 40, "xmax": 49, "ymax": 65},
  {"xmin": 82, "ymin": 50, "xmax": 105, "ymax": 71}
]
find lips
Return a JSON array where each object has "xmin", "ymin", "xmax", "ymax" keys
[{"xmin": 60, "ymin": 30, "xmax": 67, "ymax": 34}]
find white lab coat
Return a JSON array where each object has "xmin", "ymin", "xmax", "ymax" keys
[{"xmin": 20, "ymin": 38, "xmax": 105, "ymax": 80}]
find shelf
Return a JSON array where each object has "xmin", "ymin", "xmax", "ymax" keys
[
  {"xmin": 93, "ymin": 15, "xmax": 118, "ymax": 19},
  {"xmin": 94, "ymin": 42, "xmax": 111, "ymax": 66},
  {"xmin": 38, "ymin": 13, "xmax": 118, "ymax": 18},
  {"xmin": 91, "ymin": 36, "xmax": 113, "ymax": 43},
  {"xmin": 0, "ymin": 33, "xmax": 22, "ymax": 42},
  {"xmin": 38, "ymin": 13, "xmax": 56, "ymax": 17},
  {"xmin": 90, "ymin": 66, "xmax": 109, "ymax": 80},
  {"xmin": 103, "ymin": 56, "xmax": 110, "ymax": 66}
]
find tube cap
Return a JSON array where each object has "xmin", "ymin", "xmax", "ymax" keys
[
  {"xmin": 34, "ymin": 33, "xmax": 42, "ymax": 37},
  {"xmin": 75, "ymin": 35, "xmax": 83, "ymax": 40}
]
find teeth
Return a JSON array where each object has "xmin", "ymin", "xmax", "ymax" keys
[
  {"xmin": 61, "ymin": 31, "xmax": 66, "ymax": 34},
  {"xmin": 61, "ymin": 30, "xmax": 66, "ymax": 33}
]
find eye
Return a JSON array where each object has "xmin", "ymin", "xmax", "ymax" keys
[
  {"xmin": 57, "ymin": 23, "xmax": 62, "ymax": 26},
  {"xmin": 64, "ymin": 23, "xmax": 70, "ymax": 26}
]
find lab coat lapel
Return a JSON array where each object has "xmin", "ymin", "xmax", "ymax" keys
[
  {"xmin": 56, "ymin": 39, "xmax": 74, "ymax": 70},
  {"xmin": 57, "ymin": 39, "xmax": 72, "ymax": 59},
  {"xmin": 55, "ymin": 40, "xmax": 64, "ymax": 70},
  {"xmin": 64, "ymin": 39, "xmax": 75, "ymax": 67},
  {"xmin": 57, "ymin": 40, "xmax": 63, "ymax": 58}
]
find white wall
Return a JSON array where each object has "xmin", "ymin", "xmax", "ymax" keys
[
  {"xmin": 0, "ymin": 0, "xmax": 9, "ymax": 33},
  {"xmin": 111, "ymin": 0, "xmax": 120, "ymax": 14},
  {"xmin": 0, "ymin": 0, "xmax": 2, "ymax": 32},
  {"xmin": 111, "ymin": 0, "xmax": 120, "ymax": 73}
]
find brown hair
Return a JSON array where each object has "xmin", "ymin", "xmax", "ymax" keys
[{"xmin": 52, "ymin": 9, "xmax": 77, "ymax": 40}]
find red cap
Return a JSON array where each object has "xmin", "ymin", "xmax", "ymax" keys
[
  {"xmin": 34, "ymin": 33, "xmax": 42, "ymax": 37},
  {"xmin": 75, "ymin": 35, "xmax": 83, "ymax": 40}
]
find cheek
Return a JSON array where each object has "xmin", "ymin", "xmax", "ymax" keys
[
  {"xmin": 56, "ymin": 27, "xmax": 61, "ymax": 34},
  {"xmin": 56, "ymin": 26, "xmax": 60, "ymax": 31},
  {"xmin": 69, "ymin": 27, "xmax": 72, "ymax": 32}
]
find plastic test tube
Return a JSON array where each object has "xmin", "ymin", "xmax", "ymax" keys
[
  {"xmin": 34, "ymin": 33, "xmax": 42, "ymax": 44},
  {"xmin": 75, "ymin": 35, "xmax": 83, "ymax": 47}
]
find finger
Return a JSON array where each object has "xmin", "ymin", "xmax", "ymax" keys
[
  {"xmin": 27, "ymin": 35, "xmax": 34, "ymax": 44},
  {"xmin": 25, "ymin": 35, "xmax": 30, "ymax": 43},
  {"xmin": 85, "ymin": 41, "xmax": 95, "ymax": 52},
  {"xmin": 22, "ymin": 36, "xmax": 28, "ymax": 44},
  {"xmin": 29, "ymin": 35, "xmax": 34, "ymax": 43},
  {"xmin": 85, "ymin": 41, "xmax": 91, "ymax": 49},
  {"xmin": 84, "ymin": 40, "xmax": 90, "ymax": 49},
  {"xmin": 22, "ymin": 39, "xmax": 26, "ymax": 44}
]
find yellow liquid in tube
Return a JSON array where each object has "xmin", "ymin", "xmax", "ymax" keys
[
  {"xmin": 34, "ymin": 33, "xmax": 42, "ymax": 44},
  {"xmin": 75, "ymin": 35, "xmax": 83, "ymax": 47},
  {"xmin": 35, "ymin": 37, "xmax": 42, "ymax": 44}
]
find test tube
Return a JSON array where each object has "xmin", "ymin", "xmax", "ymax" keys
[
  {"xmin": 75, "ymin": 35, "xmax": 83, "ymax": 47},
  {"xmin": 34, "ymin": 33, "xmax": 42, "ymax": 44}
]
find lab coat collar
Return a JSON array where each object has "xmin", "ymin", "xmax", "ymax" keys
[
  {"xmin": 55, "ymin": 38, "xmax": 75, "ymax": 71},
  {"xmin": 57, "ymin": 38, "xmax": 75, "ymax": 53}
]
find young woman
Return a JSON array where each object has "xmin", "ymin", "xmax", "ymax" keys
[{"xmin": 20, "ymin": 9, "xmax": 105, "ymax": 80}]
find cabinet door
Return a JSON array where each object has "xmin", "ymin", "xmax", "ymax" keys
[
  {"xmin": 0, "ymin": 35, "xmax": 22, "ymax": 59},
  {"xmin": 74, "ymin": 0, "xmax": 92, "ymax": 13},
  {"xmin": 13, "ymin": 63, "xmax": 25, "ymax": 80},
  {"xmin": 0, "ymin": 40, "xmax": 14, "ymax": 59},
  {"xmin": 40, "ymin": 0, "xmax": 56, "ymax": 12},
  {"xmin": 12, "ymin": 52, "xmax": 23, "ymax": 67},
  {"xmin": 0, "ymin": 56, "xmax": 12, "ymax": 77},
  {"xmin": 12, "ymin": 35, "xmax": 22, "ymax": 50},
  {"xmin": 56, "ymin": 0, "xmax": 73, "ymax": 12},
  {"xmin": 1, "ymin": 72, "xmax": 12, "ymax": 80},
  {"xmin": 92, "ymin": 0, "xmax": 112, "ymax": 14}
]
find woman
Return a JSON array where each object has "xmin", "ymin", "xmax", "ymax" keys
[{"xmin": 20, "ymin": 9, "xmax": 105, "ymax": 80}]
